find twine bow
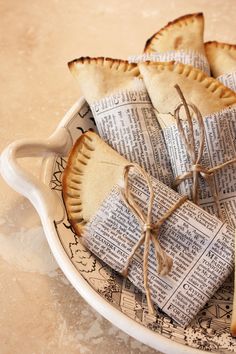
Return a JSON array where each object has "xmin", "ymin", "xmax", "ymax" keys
[
  {"xmin": 174, "ymin": 84, "xmax": 236, "ymax": 219},
  {"xmin": 121, "ymin": 163, "xmax": 187, "ymax": 314}
]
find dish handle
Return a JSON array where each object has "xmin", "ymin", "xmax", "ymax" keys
[{"xmin": 0, "ymin": 127, "xmax": 72, "ymax": 221}]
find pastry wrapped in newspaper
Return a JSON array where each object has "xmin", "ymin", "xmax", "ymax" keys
[
  {"xmin": 140, "ymin": 61, "xmax": 236, "ymax": 335},
  {"xmin": 139, "ymin": 61, "xmax": 236, "ymax": 127},
  {"xmin": 205, "ymin": 41, "xmax": 236, "ymax": 91},
  {"xmin": 62, "ymin": 131, "xmax": 234, "ymax": 327},
  {"xmin": 139, "ymin": 61, "xmax": 236, "ymax": 227},
  {"xmin": 68, "ymin": 57, "xmax": 173, "ymax": 186},
  {"xmin": 131, "ymin": 13, "xmax": 210, "ymax": 75}
]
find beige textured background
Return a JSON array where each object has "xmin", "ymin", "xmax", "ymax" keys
[{"xmin": 1, "ymin": 1, "xmax": 236, "ymax": 353}]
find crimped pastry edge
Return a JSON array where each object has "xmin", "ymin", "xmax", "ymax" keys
[
  {"xmin": 144, "ymin": 12, "xmax": 203, "ymax": 53},
  {"xmin": 205, "ymin": 41, "xmax": 236, "ymax": 53},
  {"xmin": 68, "ymin": 56, "xmax": 139, "ymax": 76},
  {"xmin": 139, "ymin": 61, "xmax": 236, "ymax": 100},
  {"xmin": 62, "ymin": 131, "xmax": 96, "ymax": 236}
]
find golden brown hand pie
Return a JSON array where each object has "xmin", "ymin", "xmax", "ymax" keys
[
  {"xmin": 67, "ymin": 55, "xmax": 175, "ymax": 186},
  {"xmin": 144, "ymin": 13, "xmax": 205, "ymax": 55},
  {"xmin": 139, "ymin": 61, "xmax": 236, "ymax": 127},
  {"xmin": 205, "ymin": 41, "xmax": 236, "ymax": 77},
  {"xmin": 62, "ymin": 131, "xmax": 127, "ymax": 235},
  {"xmin": 68, "ymin": 57, "xmax": 140, "ymax": 104}
]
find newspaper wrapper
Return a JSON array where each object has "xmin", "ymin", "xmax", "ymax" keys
[
  {"xmin": 217, "ymin": 72, "xmax": 236, "ymax": 92},
  {"xmin": 90, "ymin": 84, "xmax": 173, "ymax": 186},
  {"xmin": 129, "ymin": 50, "xmax": 210, "ymax": 75},
  {"xmin": 82, "ymin": 172, "xmax": 234, "ymax": 327},
  {"xmin": 162, "ymin": 107, "xmax": 236, "ymax": 227}
]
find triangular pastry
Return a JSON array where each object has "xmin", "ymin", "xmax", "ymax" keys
[
  {"xmin": 68, "ymin": 57, "xmax": 140, "ymax": 104},
  {"xmin": 139, "ymin": 61, "xmax": 236, "ymax": 127},
  {"xmin": 68, "ymin": 55, "xmax": 174, "ymax": 185},
  {"xmin": 62, "ymin": 131, "xmax": 127, "ymax": 235},
  {"xmin": 205, "ymin": 41, "xmax": 236, "ymax": 77},
  {"xmin": 144, "ymin": 13, "xmax": 205, "ymax": 55}
]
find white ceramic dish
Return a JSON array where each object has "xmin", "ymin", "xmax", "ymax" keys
[{"xmin": 1, "ymin": 98, "xmax": 235, "ymax": 354}]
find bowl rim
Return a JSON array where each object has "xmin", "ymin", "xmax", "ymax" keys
[{"xmin": 0, "ymin": 96, "xmax": 212, "ymax": 354}]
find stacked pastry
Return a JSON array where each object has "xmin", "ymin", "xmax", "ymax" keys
[
  {"xmin": 62, "ymin": 13, "xmax": 236, "ymax": 331},
  {"xmin": 68, "ymin": 57, "xmax": 174, "ymax": 186}
]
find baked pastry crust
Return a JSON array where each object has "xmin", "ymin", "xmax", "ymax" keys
[
  {"xmin": 144, "ymin": 13, "xmax": 205, "ymax": 55},
  {"xmin": 68, "ymin": 57, "xmax": 140, "ymax": 104},
  {"xmin": 62, "ymin": 131, "xmax": 127, "ymax": 235},
  {"xmin": 139, "ymin": 61, "xmax": 236, "ymax": 127},
  {"xmin": 205, "ymin": 41, "xmax": 236, "ymax": 77}
]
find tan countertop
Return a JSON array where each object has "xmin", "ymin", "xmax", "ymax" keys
[{"xmin": 1, "ymin": 1, "xmax": 236, "ymax": 353}]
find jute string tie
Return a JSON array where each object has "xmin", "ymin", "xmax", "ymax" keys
[
  {"xmin": 121, "ymin": 163, "xmax": 187, "ymax": 314},
  {"xmin": 174, "ymin": 84, "xmax": 236, "ymax": 219}
]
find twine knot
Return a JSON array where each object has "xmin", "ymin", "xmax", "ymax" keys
[
  {"xmin": 191, "ymin": 164, "xmax": 213, "ymax": 178},
  {"xmin": 121, "ymin": 163, "xmax": 187, "ymax": 314},
  {"xmin": 143, "ymin": 223, "xmax": 152, "ymax": 232}
]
